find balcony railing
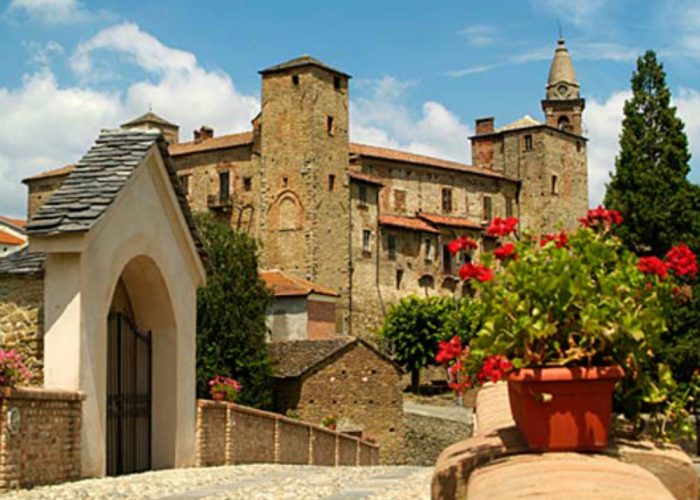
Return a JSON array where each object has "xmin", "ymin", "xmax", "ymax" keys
[{"xmin": 207, "ymin": 193, "xmax": 233, "ymax": 211}]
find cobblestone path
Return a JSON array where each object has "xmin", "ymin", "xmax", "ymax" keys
[{"xmin": 1, "ymin": 465, "xmax": 432, "ymax": 500}]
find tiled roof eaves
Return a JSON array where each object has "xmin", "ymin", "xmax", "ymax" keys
[
  {"xmin": 0, "ymin": 249, "xmax": 45, "ymax": 277},
  {"xmin": 470, "ymin": 124, "xmax": 588, "ymax": 141},
  {"xmin": 348, "ymin": 171, "xmax": 384, "ymax": 186},
  {"xmin": 22, "ymin": 165, "xmax": 76, "ymax": 183},
  {"xmin": 378, "ymin": 215, "xmax": 440, "ymax": 234},
  {"xmin": 168, "ymin": 132, "xmax": 254, "ymax": 157},
  {"xmin": 259, "ymin": 56, "xmax": 351, "ymax": 78}
]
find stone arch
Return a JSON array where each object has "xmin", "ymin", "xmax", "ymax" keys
[
  {"xmin": 557, "ymin": 115, "xmax": 571, "ymax": 130},
  {"xmin": 270, "ymin": 190, "xmax": 304, "ymax": 231}
]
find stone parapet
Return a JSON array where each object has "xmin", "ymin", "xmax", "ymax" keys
[
  {"xmin": 196, "ymin": 399, "xmax": 379, "ymax": 467},
  {"xmin": 432, "ymin": 383, "xmax": 697, "ymax": 500},
  {"xmin": 0, "ymin": 387, "xmax": 84, "ymax": 492}
]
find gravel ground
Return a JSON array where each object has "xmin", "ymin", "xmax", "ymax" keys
[{"xmin": 0, "ymin": 465, "xmax": 432, "ymax": 500}]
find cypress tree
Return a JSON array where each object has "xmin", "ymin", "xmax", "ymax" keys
[
  {"xmin": 604, "ymin": 50, "xmax": 700, "ymax": 256},
  {"xmin": 195, "ymin": 212, "xmax": 273, "ymax": 408}
]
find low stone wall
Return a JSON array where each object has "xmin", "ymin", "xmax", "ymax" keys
[
  {"xmin": 0, "ymin": 387, "xmax": 84, "ymax": 491},
  {"xmin": 196, "ymin": 399, "xmax": 379, "ymax": 467},
  {"xmin": 402, "ymin": 405, "xmax": 473, "ymax": 466}
]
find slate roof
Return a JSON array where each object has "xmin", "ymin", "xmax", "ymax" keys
[
  {"xmin": 268, "ymin": 337, "xmax": 403, "ymax": 379},
  {"xmin": 26, "ymin": 128, "xmax": 206, "ymax": 257},
  {"xmin": 0, "ymin": 248, "xmax": 45, "ymax": 277},
  {"xmin": 378, "ymin": 214, "xmax": 440, "ymax": 234},
  {"xmin": 260, "ymin": 270, "xmax": 339, "ymax": 298},
  {"xmin": 259, "ymin": 55, "xmax": 351, "ymax": 78}
]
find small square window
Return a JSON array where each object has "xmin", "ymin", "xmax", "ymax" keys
[
  {"xmin": 334, "ymin": 76, "xmax": 341, "ymax": 90},
  {"xmin": 283, "ymin": 176, "xmax": 289, "ymax": 188},
  {"xmin": 328, "ymin": 174, "xmax": 335, "ymax": 192},
  {"xmin": 506, "ymin": 197, "xmax": 514, "ymax": 218},
  {"xmin": 387, "ymin": 234, "xmax": 396, "ymax": 260},
  {"xmin": 551, "ymin": 175, "xmax": 559, "ymax": 195},
  {"xmin": 396, "ymin": 269, "xmax": 404, "ymax": 290},
  {"xmin": 425, "ymin": 239, "xmax": 433, "ymax": 262},
  {"xmin": 524, "ymin": 135, "xmax": 533, "ymax": 151},
  {"xmin": 362, "ymin": 230, "xmax": 372, "ymax": 253},
  {"xmin": 292, "ymin": 74, "xmax": 300, "ymax": 85},
  {"xmin": 483, "ymin": 196, "xmax": 493, "ymax": 222},
  {"xmin": 327, "ymin": 115, "xmax": 335, "ymax": 136},
  {"xmin": 393, "ymin": 189, "xmax": 406, "ymax": 212},
  {"xmin": 219, "ymin": 171, "xmax": 230, "ymax": 200},
  {"xmin": 442, "ymin": 245, "xmax": 453, "ymax": 274},
  {"xmin": 243, "ymin": 176, "xmax": 252, "ymax": 192},
  {"xmin": 441, "ymin": 188, "xmax": 453, "ymax": 213}
]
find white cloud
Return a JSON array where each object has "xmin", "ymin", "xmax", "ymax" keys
[
  {"xmin": 350, "ymin": 76, "xmax": 472, "ymax": 162},
  {"xmin": 6, "ymin": 0, "xmax": 92, "ymax": 24},
  {"xmin": 458, "ymin": 25, "xmax": 498, "ymax": 47},
  {"xmin": 0, "ymin": 22, "xmax": 259, "ymax": 217},
  {"xmin": 584, "ymin": 87, "xmax": 700, "ymax": 207},
  {"xmin": 533, "ymin": 0, "xmax": 612, "ymax": 27}
]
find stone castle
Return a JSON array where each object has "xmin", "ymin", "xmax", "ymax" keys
[{"xmin": 24, "ymin": 37, "xmax": 588, "ymax": 335}]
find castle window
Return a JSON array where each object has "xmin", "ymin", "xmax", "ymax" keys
[
  {"xmin": 558, "ymin": 116, "xmax": 570, "ymax": 131},
  {"xmin": 292, "ymin": 74, "xmax": 300, "ymax": 85},
  {"xmin": 441, "ymin": 188, "xmax": 453, "ymax": 213},
  {"xmin": 425, "ymin": 238, "xmax": 433, "ymax": 262},
  {"xmin": 442, "ymin": 245, "xmax": 454, "ymax": 274},
  {"xmin": 219, "ymin": 170, "xmax": 230, "ymax": 201},
  {"xmin": 393, "ymin": 189, "xmax": 406, "ymax": 212},
  {"xmin": 359, "ymin": 184, "xmax": 368, "ymax": 205},
  {"xmin": 506, "ymin": 197, "xmax": 514, "ymax": 218},
  {"xmin": 551, "ymin": 175, "xmax": 559, "ymax": 195},
  {"xmin": 387, "ymin": 234, "xmax": 396, "ymax": 260},
  {"xmin": 396, "ymin": 269, "xmax": 404, "ymax": 290},
  {"xmin": 464, "ymin": 194, "xmax": 469, "ymax": 215},
  {"xmin": 524, "ymin": 135, "xmax": 533, "ymax": 151},
  {"xmin": 328, "ymin": 174, "xmax": 335, "ymax": 192},
  {"xmin": 283, "ymin": 176, "xmax": 289, "ymax": 188},
  {"xmin": 243, "ymin": 176, "xmax": 252, "ymax": 192},
  {"xmin": 179, "ymin": 174, "xmax": 190, "ymax": 196},
  {"xmin": 577, "ymin": 141, "xmax": 582, "ymax": 152},
  {"xmin": 327, "ymin": 115, "xmax": 335, "ymax": 136},
  {"xmin": 334, "ymin": 76, "xmax": 341, "ymax": 90},
  {"xmin": 362, "ymin": 230, "xmax": 372, "ymax": 253},
  {"xmin": 483, "ymin": 195, "xmax": 493, "ymax": 222}
]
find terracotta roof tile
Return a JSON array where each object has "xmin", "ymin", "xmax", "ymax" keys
[
  {"xmin": 348, "ymin": 171, "xmax": 384, "ymax": 186},
  {"xmin": 168, "ymin": 131, "xmax": 253, "ymax": 156},
  {"xmin": 22, "ymin": 164, "xmax": 76, "ymax": 183},
  {"xmin": 349, "ymin": 143, "xmax": 514, "ymax": 180},
  {"xmin": 260, "ymin": 270, "xmax": 339, "ymax": 298},
  {"xmin": 0, "ymin": 216, "xmax": 27, "ymax": 229},
  {"xmin": 0, "ymin": 229, "xmax": 25, "ymax": 246},
  {"xmin": 418, "ymin": 212, "xmax": 483, "ymax": 230},
  {"xmin": 378, "ymin": 214, "xmax": 440, "ymax": 234}
]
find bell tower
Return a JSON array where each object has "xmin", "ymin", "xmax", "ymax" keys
[{"xmin": 541, "ymin": 37, "xmax": 585, "ymax": 136}]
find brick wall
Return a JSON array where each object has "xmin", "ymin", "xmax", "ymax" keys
[
  {"xmin": 0, "ymin": 276, "xmax": 44, "ymax": 386},
  {"xmin": 0, "ymin": 388, "xmax": 83, "ymax": 491},
  {"xmin": 307, "ymin": 299, "xmax": 336, "ymax": 339},
  {"xmin": 196, "ymin": 399, "xmax": 379, "ymax": 467}
]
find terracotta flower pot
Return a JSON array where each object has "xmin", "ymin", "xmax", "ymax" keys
[
  {"xmin": 0, "ymin": 386, "xmax": 11, "ymax": 398},
  {"xmin": 211, "ymin": 391, "xmax": 225, "ymax": 401},
  {"xmin": 506, "ymin": 365, "xmax": 624, "ymax": 451}
]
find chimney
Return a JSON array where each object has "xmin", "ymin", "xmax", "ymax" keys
[
  {"xmin": 475, "ymin": 117, "xmax": 494, "ymax": 135},
  {"xmin": 194, "ymin": 126, "xmax": 214, "ymax": 143}
]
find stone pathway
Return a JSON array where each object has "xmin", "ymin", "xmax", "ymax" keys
[{"xmin": 1, "ymin": 465, "xmax": 432, "ymax": 500}]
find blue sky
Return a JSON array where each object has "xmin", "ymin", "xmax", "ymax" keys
[{"xmin": 1, "ymin": 0, "xmax": 700, "ymax": 217}]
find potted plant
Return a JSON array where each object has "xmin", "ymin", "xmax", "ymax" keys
[
  {"xmin": 208, "ymin": 375, "xmax": 242, "ymax": 402},
  {"xmin": 0, "ymin": 349, "xmax": 31, "ymax": 396},
  {"xmin": 437, "ymin": 210, "xmax": 697, "ymax": 451},
  {"xmin": 321, "ymin": 414, "xmax": 337, "ymax": 430}
]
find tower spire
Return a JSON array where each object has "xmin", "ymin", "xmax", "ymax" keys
[{"xmin": 541, "ymin": 37, "xmax": 585, "ymax": 136}]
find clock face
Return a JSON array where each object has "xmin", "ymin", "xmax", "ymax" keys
[{"xmin": 557, "ymin": 84, "xmax": 569, "ymax": 97}]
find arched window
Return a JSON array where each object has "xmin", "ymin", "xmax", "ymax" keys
[
  {"xmin": 278, "ymin": 197, "xmax": 298, "ymax": 230},
  {"xmin": 558, "ymin": 116, "xmax": 570, "ymax": 130}
]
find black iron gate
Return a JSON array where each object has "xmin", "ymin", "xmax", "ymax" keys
[{"xmin": 106, "ymin": 312, "xmax": 152, "ymax": 476}]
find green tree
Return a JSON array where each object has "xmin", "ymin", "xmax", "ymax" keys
[
  {"xmin": 195, "ymin": 212, "xmax": 273, "ymax": 408},
  {"xmin": 604, "ymin": 50, "xmax": 700, "ymax": 256},
  {"xmin": 379, "ymin": 295, "xmax": 460, "ymax": 393}
]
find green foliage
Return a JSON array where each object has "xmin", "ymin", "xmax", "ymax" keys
[
  {"xmin": 195, "ymin": 212, "xmax": 273, "ymax": 408},
  {"xmin": 604, "ymin": 50, "xmax": 700, "ymax": 255},
  {"xmin": 379, "ymin": 295, "xmax": 462, "ymax": 392}
]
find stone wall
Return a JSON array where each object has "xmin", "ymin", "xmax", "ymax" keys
[
  {"xmin": 277, "ymin": 342, "xmax": 404, "ymax": 464},
  {"xmin": 0, "ymin": 388, "xmax": 84, "ymax": 491},
  {"xmin": 25, "ymin": 174, "xmax": 70, "ymax": 220},
  {"xmin": 402, "ymin": 408, "xmax": 473, "ymax": 466},
  {"xmin": 195, "ymin": 399, "xmax": 379, "ymax": 467},
  {"xmin": 0, "ymin": 276, "xmax": 44, "ymax": 385}
]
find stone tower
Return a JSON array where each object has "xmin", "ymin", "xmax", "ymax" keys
[
  {"xmin": 258, "ymin": 55, "xmax": 352, "ymax": 333},
  {"xmin": 121, "ymin": 111, "xmax": 180, "ymax": 144},
  {"xmin": 541, "ymin": 37, "xmax": 585, "ymax": 136}
]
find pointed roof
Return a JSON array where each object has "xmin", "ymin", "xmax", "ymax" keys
[
  {"xmin": 546, "ymin": 38, "xmax": 580, "ymax": 98},
  {"xmin": 259, "ymin": 55, "xmax": 351, "ymax": 78},
  {"xmin": 121, "ymin": 111, "xmax": 178, "ymax": 129},
  {"xmin": 259, "ymin": 270, "xmax": 339, "ymax": 298},
  {"xmin": 497, "ymin": 114, "xmax": 542, "ymax": 133}
]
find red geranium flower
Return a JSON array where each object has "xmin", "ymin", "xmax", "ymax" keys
[
  {"xmin": 436, "ymin": 335, "xmax": 463, "ymax": 365},
  {"xmin": 477, "ymin": 355, "xmax": 513, "ymax": 384},
  {"xmin": 494, "ymin": 242, "xmax": 517, "ymax": 261},
  {"xmin": 579, "ymin": 205, "xmax": 623, "ymax": 228},
  {"xmin": 459, "ymin": 262, "xmax": 494, "ymax": 282},
  {"xmin": 665, "ymin": 243, "xmax": 697, "ymax": 278},
  {"xmin": 486, "ymin": 217, "xmax": 518, "ymax": 237},
  {"xmin": 638, "ymin": 256, "xmax": 668, "ymax": 278},
  {"xmin": 540, "ymin": 232, "xmax": 569, "ymax": 249},
  {"xmin": 447, "ymin": 236, "xmax": 478, "ymax": 256}
]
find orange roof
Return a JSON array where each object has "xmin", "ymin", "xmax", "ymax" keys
[
  {"xmin": 0, "ymin": 229, "xmax": 25, "ymax": 246},
  {"xmin": 0, "ymin": 216, "xmax": 26, "ymax": 229},
  {"xmin": 348, "ymin": 171, "xmax": 384, "ymax": 185},
  {"xmin": 418, "ymin": 212, "xmax": 483, "ymax": 230},
  {"xmin": 22, "ymin": 164, "xmax": 76, "ymax": 183},
  {"xmin": 260, "ymin": 270, "xmax": 339, "ymax": 298},
  {"xmin": 378, "ymin": 214, "xmax": 440, "ymax": 234},
  {"xmin": 169, "ymin": 131, "xmax": 254, "ymax": 156},
  {"xmin": 349, "ymin": 143, "xmax": 513, "ymax": 180}
]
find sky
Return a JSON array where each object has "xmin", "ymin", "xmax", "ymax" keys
[{"xmin": 2, "ymin": 0, "xmax": 700, "ymax": 217}]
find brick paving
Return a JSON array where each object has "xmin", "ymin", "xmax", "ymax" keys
[{"xmin": 1, "ymin": 465, "xmax": 432, "ymax": 500}]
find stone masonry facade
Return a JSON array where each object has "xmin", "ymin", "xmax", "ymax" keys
[
  {"xmin": 23, "ymin": 41, "xmax": 588, "ymax": 337},
  {"xmin": 0, "ymin": 276, "xmax": 44, "ymax": 385}
]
